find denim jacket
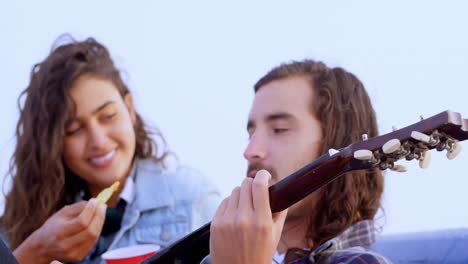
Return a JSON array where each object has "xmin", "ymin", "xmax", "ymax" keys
[{"xmin": 77, "ymin": 158, "xmax": 221, "ymax": 263}]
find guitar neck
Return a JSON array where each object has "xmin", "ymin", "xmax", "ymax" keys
[
  {"xmin": 144, "ymin": 152, "xmax": 353, "ymax": 264},
  {"xmin": 269, "ymin": 153, "xmax": 352, "ymax": 212}
]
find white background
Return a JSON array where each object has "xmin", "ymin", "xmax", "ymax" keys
[{"xmin": 1, "ymin": 1, "xmax": 467, "ymax": 235}]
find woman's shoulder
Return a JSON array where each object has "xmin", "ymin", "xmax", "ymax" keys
[
  {"xmin": 165, "ymin": 165, "xmax": 218, "ymax": 197},
  {"xmin": 136, "ymin": 159, "xmax": 219, "ymax": 201}
]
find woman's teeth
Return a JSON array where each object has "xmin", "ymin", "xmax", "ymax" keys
[{"xmin": 90, "ymin": 150, "xmax": 115, "ymax": 165}]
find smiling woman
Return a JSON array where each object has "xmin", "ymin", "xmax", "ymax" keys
[
  {"xmin": 0, "ymin": 35, "xmax": 220, "ymax": 264},
  {"xmin": 62, "ymin": 76, "xmax": 138, "ymax": 199}
]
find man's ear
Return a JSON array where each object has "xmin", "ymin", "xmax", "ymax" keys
[{"xmin": 124, "ymin": 94, "xmax": 137, "ymax": 125}]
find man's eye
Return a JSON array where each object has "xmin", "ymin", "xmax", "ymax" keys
[
  {"xmin": 273, "ymin": 128, "xmax": 288, "ymax": 134},
  {"xmin": 247, "ymin": 129, "xmax": 254, "ymax": 140}
]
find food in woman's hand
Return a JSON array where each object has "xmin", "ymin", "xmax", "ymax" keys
[{"xmin": 95, "ymin": 181, "xmax": 120, "ymax": 205}]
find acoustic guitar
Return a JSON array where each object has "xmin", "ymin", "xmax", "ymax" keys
[{"xmin": 143, "ymin": 110, "xmax": 467, "ymax": 264}]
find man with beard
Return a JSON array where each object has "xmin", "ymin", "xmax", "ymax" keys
[{"xmin": 209, "ymin": 60, "xmax": 392, "ymax": 264}]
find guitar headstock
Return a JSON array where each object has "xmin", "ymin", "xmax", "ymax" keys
[{"xmin": 340, "ymin": 110, "xmax": 467, "ymax": 172}]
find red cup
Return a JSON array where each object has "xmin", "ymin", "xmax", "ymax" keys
[{"xmin": 102, "ymin": 244, "xmax": 160, "ymax": 264}]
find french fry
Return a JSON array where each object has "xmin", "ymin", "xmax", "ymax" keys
[{"xmin": 95, "ymin": 181, "xmax": 120, "ymax": 205}]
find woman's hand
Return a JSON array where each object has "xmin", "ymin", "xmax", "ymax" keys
[
  {"xmin": 13, "ymin": 198, "xmax": 106, "ymax": 264},
  {"xmin": 210, "ymin": 170, "xmax": 288, "ymax": 264}
]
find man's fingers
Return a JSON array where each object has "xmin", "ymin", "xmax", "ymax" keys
[
  {"xmin": 272, "ymin": 209, "xmax": 288, "ymax": 231},
  {"xmin": 252, "ymin": 169, "xmax": 272, "ymax": 216},
  {"xmin": 213, "ymin": 197, "xmax": 228, "ymax": 221},
  {"xmin": 272, "ymin": 208, "xmax": 288, "ymax": 223},
  {"xmin": 272, "ymin": 209, "xmax": 288, "ymax": 246},
  {"xmin": 238, "ymin": 177, "xmax": 254, "ymax": 213},
  {"xmin": 225, "ymin": 186, "xmax": 241, "ymax": 214}
]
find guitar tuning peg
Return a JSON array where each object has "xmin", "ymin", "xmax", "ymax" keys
[
  {"xmin": 328, "ymin": 148, "xmax": 339, "ymax": 156},
  {"xmin": 382, "ymin": 139, "xmax": 401, "ymax": 154},
  {"xmin": 446, "ymin": 142, "xmax": 462, "ymax": 160},
  {"xmin": 391, "ymin": 164, "xmax": 407, "ymax": 172},
  {"xmin": 419, "ymin": 150, "xmax": 431, "ymax": 169},
  {"xmin": 411, "ymin": 131, "xmax": 431, "ymax": 144},
  {"xmin": 353, "ymin": 149, "xmax": 374, "ymax": 161}
]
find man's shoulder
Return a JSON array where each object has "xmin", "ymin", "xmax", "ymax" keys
[{"xmin": 326, "ymin": 249, "xmax": 392, "ymax": 264}]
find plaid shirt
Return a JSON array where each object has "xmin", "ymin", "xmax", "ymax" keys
[{"xmin": 289, "ymin": 220, "xmax": 392, "ymax": 264}]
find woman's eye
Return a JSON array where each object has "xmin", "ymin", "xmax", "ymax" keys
[
  {"xmin": 103, "ymin": 113, "xmax": 117, "ymax": 120},
  {"xmin": 66, "ymin": 126, "xmax": 82, "ymax": 136}
]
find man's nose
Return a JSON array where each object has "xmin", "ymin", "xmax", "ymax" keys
[{"xmin": 243, "ymin": 132, "xmax": 267, "ymax": 162}]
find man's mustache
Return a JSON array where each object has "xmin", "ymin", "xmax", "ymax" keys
[{"xmin": 246, "ymin": 163, "xmax": 278, "ymax": 181}]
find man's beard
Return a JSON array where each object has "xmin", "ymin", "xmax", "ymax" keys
[
  {"xmin": 246, "ymin": 161, "xmax": 319, "ymax": 223},
  {"xmin": 246, "ymin": 163, "xmax": 279, "ymax": 184}
]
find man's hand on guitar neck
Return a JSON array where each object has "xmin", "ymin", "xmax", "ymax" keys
[{"xmin": 210, "ymin": 170, "xmax": 288, "ymax": 264}]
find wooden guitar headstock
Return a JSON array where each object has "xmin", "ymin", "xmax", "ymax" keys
[{"xmin": 346, "ymin": 110, "xmax": 467, "ymax": 172}]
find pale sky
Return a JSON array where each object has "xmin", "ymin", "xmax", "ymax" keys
[{"xmin": 1, "ymin": 1, "xmax": 467, "ymax": 235}]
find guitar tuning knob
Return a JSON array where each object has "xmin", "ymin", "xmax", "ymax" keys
[
  {"xmin": 328, "ymin": 148, "xmax": 339, "ymax": 156},
  {"xmin": 391, "ymin": 164, "xmax": 407, "ymax": 172},
  {"xmin": 411, "ymin": 131, "xmax": 431, "ymax": 144},
  {"xmin": 361, "ymin": 134, "xmax": 368, "ymax": 141},
  {"xmin": 353, "ymin": 149, "xmax": 374, "ymax": 161},
  {"xmin": 419, "ymin": 150, "xmax": 431, "ymax": 169},
  {"xmin": 382, "ymin": 139, "xmax": 401, "ymax": 154},
  {"xmin": 447, "ymin": 142, "xmax": 462, "ymax": 160}
]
